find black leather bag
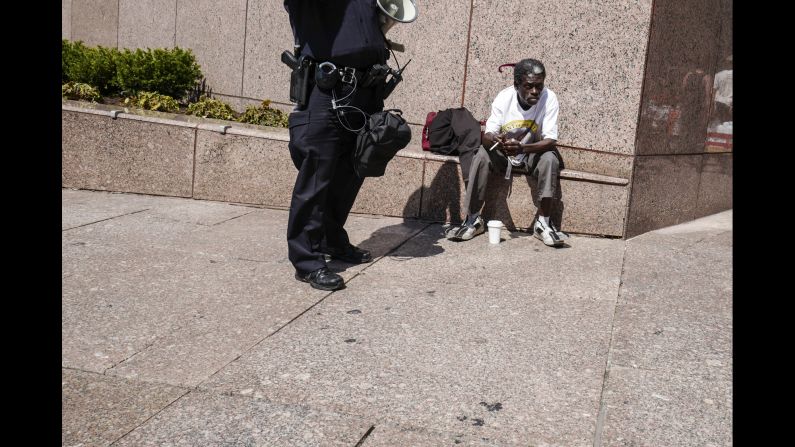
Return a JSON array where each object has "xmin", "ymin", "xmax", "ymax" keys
[{"xmin": 353, "ymin": 109, "xmax": 411, "ymax": 178}]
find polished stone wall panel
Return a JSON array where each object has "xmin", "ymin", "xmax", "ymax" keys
[
  {"xmin": 626, "ymin": 155, "xmax": 703, "ymax": 238},
  {"xmin": 636, "ymin": 0, "xmax": 722, "ymax": 155},
  {"xmin": 72, "ymin": 0, "xmax": 119, "ymax": 47},
  {"xmin": 694, "ymin": 154, "xmax": 732, "ymax": 219},
  {"xmin": 63, "ymin": 0, "xmax": 72, "ymax": 40},
  {"xmin": 464, "ymin": 0, "xmax": 653, "ymax": 155},
  {"xmin": 352, "ymin": 156, "xmax": 425, "ymax": 219},
  {"xmin": 193, "ymin": 131, "xmax": 295, "ymax": 207},
  {"xmin": 62, "ymin": 111, "xmax": 195, "ymax": 197},
  {"xmin": 381, "ymin": 1, "xmax": 472, "ymax": 126},
  {"xmin": 558, "ymin": 147, "xmax": 634, "ymax": 180},
  {"xmin": 240, "ymin": 1, "xmax": 294, "ymax": 103},
  {"xmin": 119, "ymin": 0, "xmax": 176, "ymax": 50},
  {"xmin": 176, "ymin": 0, "xmax": 247, "ymax": 97},
  {"xmin": 420, "ymin": 160, "xmax": 467, "ymax": 224},
  {"xmin": 704, "ymin": 0, "xmax": 733, "ymax": 154}
]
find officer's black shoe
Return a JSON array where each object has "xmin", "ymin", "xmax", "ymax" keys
[
  {"xmin": 322, "ymin": 244, "xmax": 372, "ymax": 264},
  {"xmin": 295, "ymin": 267, "xmax": 345, "ymax": 291}
]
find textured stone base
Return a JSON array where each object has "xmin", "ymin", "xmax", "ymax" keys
[{"xmin": 63, "ymin": 102, "xmax": 632, "ymax": 237}]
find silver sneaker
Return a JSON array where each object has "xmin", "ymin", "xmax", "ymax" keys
[
  {"xmin": 449, "ymin": 216, "xmax": 485, "ymax": 241},
  {"xmin": 444, "ymin": 224, "xmax": 462, "ymax": 239},
  {"xmin": 550, "ymin": 221, "xmax": 570, "ymax": 241},
  {"xmin": 533, "ymin": 219, "xmax": 565, "ymax": 247}
]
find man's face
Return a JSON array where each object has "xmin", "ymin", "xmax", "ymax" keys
[{"xmin": 515, "ymin": 73, "xmax": 545, "ymax": 107}]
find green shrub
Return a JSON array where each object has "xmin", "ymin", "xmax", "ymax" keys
[
  {"xmin": 62, "ymin": 82, "xmax": 102, "ymax": 102},
  {"xmin": 62, "ymin": 40, "xmax": 82, "ymax": 82},
  {"xmin": 113, "ymin": 47, "xmax": 202, "ymax": 99},
  {"xmin": 238, "ymin": 100, "xmax": 289, "ymax": 128},
  {"xmin": 62, "ymin": 40, "xmax": 203, "ymax": 99},
  {"xmin": 62, "ymin": 40, "xmax": 117, "ymax": 94},
  {"xmin": 187, "ymin": 95, "xmax": 237, "ymax": 120},
  {"xmin": 123, "ymin": 91, "xmax": 180, "ymax": 113}
]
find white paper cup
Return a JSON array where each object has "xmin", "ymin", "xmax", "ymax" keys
[{"xmin": 487, "ymin": 220, "xmax": 503, "ymax": 244}]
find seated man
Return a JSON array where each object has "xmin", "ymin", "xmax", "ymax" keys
[{"xmin": 446, "ymin": 58, "xmax": 568, "ymax": 247}]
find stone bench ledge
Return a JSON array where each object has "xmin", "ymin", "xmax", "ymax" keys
[
  {"xmin": 395, "ymin": 145, "xmax": 629, "ymax": 186},
  {"xmin": 63, "ymin": 100, "xmax": 627, "ymax": 186},
  {"xmin": 62, "ymin": 99, "xmax": 290, "ymax": 140}
]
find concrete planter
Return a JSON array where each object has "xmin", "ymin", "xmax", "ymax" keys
[{"xmin": 62, "ymin": 100, "xmax": 631, "ymax": 237}]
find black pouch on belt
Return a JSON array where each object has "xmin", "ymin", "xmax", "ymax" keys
[{"xmin": 353, "ymin": 109, "xmax": 412, "ymax": 178}]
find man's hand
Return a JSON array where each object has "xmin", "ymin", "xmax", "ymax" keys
[
  {"xmin": 499, "ymin": 136, "xmax": 522, "ymax": 156},
  {"xmin": 484, "ymin": 132, "xmax": 519, "ymax": 155}
]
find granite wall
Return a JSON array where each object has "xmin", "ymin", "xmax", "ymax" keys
[
  {"xmin": 626, "ymin": 0, "xmax": 732, "ymax": 237},
  {"xmin": 64, "ymin": 0, "xmax": 732, "ymax": 237}
]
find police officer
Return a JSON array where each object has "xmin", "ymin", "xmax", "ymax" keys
[{"xmin": 284, "ymin": 0, "xmax": 389, "ymax": 291}]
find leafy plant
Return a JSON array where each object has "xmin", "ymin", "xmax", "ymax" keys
[
  {"xmin": 238, "ymin": 100, "xmax": 289, "ymax": 128},
  {"xmin": 61, "ymin": 40, "xmax": 293, "ymax": 127},
  {"xmin": 123, "ymin": 91, "xmax": 180, "ymax": 113},
  {"xmin": 62, "ymin": 82, "xmax": 102, "ymax": 102},
  {"xmin": 61, "ymin": 40, "xmax": 117, "ymax": 94},
  {"xmin": 62, "ymin": 40, "xmax": 203, "ymax": 99},
  {"xmin": 113, "ymin": 47, "xmax": 202, "ymax": 99},
  {"xmin": 187, "ymin": 95, "xmax": 237, "ymax": 120}
]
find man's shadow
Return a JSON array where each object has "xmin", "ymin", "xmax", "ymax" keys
[{"xmin": 346, "ymin": 161, "xmax": 462, "ymax": 264}]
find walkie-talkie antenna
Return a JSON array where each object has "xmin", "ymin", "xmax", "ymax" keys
[
  {"xmin": 395, "ymin": 58, "xmax": 411, "ymax": 76},
  {"xmin": 383, "ymin": 58, "xmax": 411, "ymax": 100}
]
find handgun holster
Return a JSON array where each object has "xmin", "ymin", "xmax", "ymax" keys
[{"xmin": 289, "ymin": 56, "xmax": 312, "ymax": 108}]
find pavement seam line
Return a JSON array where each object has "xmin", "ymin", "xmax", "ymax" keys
[
  {"xmin": 62, "ymin": 208, "xmax": 150, "ymax": 231},
  {"xmin": 64, "ymin": 366, "xmax": 195, "ymax": 392},
  {"xmin": 592, "ymin": 241, "xmax": 629, "ymax": 447},
  {"xmin": 103, "ymin": 330, "xmax": 179, "ymax": 374},
  {"xmin": 190, "ymin": 126, "xmax": 198, "ymax": 197},
  {"xmin": 193, "ymin": 221, "xmax": 434, "ymax": 389},
  {"xmin": 61, "ymin": 366, "xmax": 193, "ymax": 446},
  {"xmin": 108, "ymin": 388, "xmax": 193, "ymax": 446},
  {"xmin": 209, "ymin": 209, "xmax": 258, "ymax": 226},
  {"xmin": 240, "ymin": 0, "xmax": 250, "ymax": 96},
  {"xmin": 193, "ymin": 289, "xmax": 338, "ymax": 389},
  {"xmin": 353, "ymin": 425, "xmax": 376, "ymax": 447}
]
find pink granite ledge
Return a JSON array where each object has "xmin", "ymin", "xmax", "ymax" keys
[
  {"xmin": 64, "ymin": 100, "xmax": 627, "ymax": 185},
  {"xmin": 395, "ymin": 145, "xmax": 629, "ymax": 185}
]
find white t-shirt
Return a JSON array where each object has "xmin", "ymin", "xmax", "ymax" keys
[{"xmin": 485, "ymin": 85, "xmax": 559, "ymax": 165}]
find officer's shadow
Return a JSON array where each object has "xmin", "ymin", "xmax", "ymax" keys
[{"xmin": 348, "ymin": 162, "xmax": 463, "ymax": 264}]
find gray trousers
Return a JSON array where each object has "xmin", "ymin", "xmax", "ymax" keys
[{"xmin": 463, "ymin": 146, "xmax": 561, "ymax": 217}]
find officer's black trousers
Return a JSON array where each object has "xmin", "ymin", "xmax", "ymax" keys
[{"xmin": 286, "ymin": 83, "xmax": 383, "ymax": 275}]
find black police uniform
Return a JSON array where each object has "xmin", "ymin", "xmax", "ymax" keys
[{"xmin": 284, "ymin": 0, "xmax": 389, "ymax": 276}]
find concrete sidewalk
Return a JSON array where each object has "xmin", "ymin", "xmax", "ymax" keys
[{"xmin": 62, "ymin": 189, "xmax": 732, "ymax": 446}]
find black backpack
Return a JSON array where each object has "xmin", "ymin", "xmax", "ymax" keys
[
  {"xmin": 426, "ymin": 107, "xmax": 481, "ymax": 156},
  {"xmin": 353, "ymin": 109, "xmax": 411, "ymax": 178}
]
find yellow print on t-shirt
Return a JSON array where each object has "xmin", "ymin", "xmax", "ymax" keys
[
  {"xmin": 500, "ymin": 119, "xmax": 538, "ymax": 133},
  {"xmin": 500, "ymin": 120, "xmax": 538, "ymax": 141}
]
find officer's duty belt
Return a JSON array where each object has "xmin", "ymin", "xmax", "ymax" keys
[{"xmin": 313, "ymin": 60, "xmax": 389, "ymax": 89}]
